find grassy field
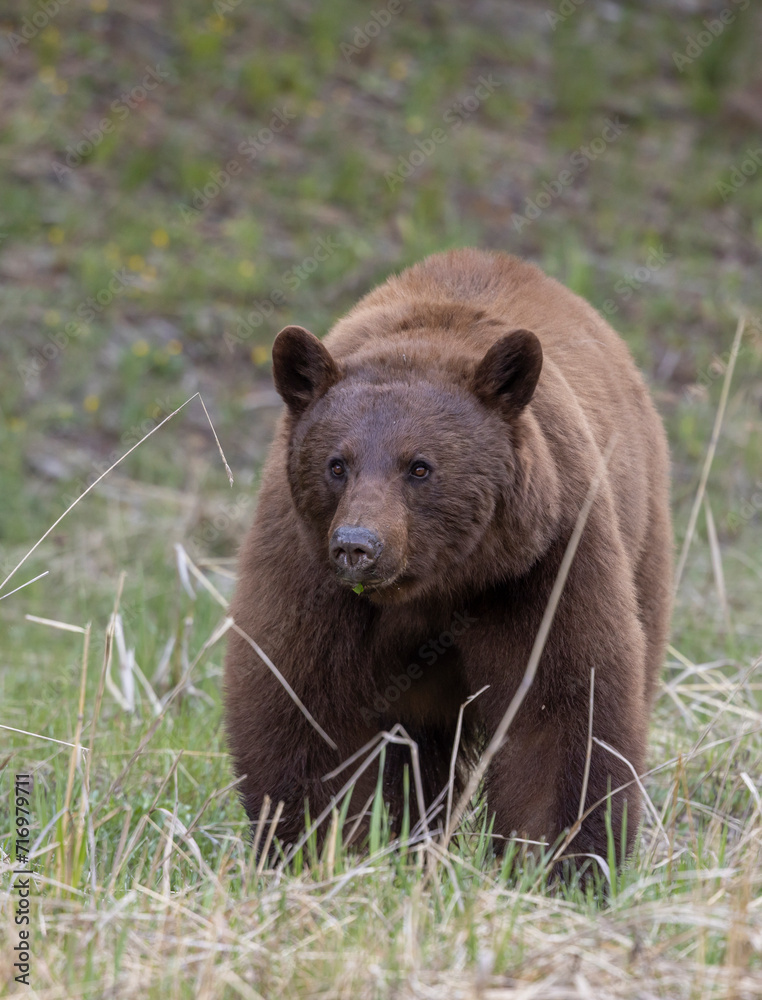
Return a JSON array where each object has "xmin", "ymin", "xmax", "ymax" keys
[{"xmin": 1, "ymin": 0, "xmax": 762, "ymax": 996}]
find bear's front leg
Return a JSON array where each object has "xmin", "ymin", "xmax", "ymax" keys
[
  {"xmin": 224, "ymin": 628, "xmax": 384, "ymax": 853},
  {"xmin": 462, "ymin": 538, "xmax": 651, "ymax": 875},
  {"xmin": 479, "ymin": 676, "xmax": 647, "ymax": 873}
]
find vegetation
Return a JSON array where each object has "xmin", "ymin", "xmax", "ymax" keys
[{"xmin": 1, "ymin": 0, "xmax": 761, "ymax": 995}]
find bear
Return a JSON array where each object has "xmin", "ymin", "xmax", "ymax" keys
[{"xmin": 224, "ymin": 248, "xmax": 672, "ymax": 873}]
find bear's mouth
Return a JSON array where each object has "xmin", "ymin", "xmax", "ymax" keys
[
  {"xmin": 334, "ymin": 561, "xmax": 410, "ymax": 595},
  {"xmin": 336, "ymin": 572, "xmax": 403, "ymax": 591}
]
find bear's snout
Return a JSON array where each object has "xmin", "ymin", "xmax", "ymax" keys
[{"xmin": 329, "ymin": 525, "xmax": 383, "ymax": 581}]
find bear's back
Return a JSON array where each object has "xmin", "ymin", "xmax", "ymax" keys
[
  {"xmin": 325, "ymin": 249, "xmax": 659, "ymax": 456},
  {"xmin": 327, "ymin": 249, "xmax": 637, "ymax": 381}
]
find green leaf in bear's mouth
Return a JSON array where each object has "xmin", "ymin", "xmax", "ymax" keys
[{"xmin": 352, "ymin": 583, "xmax": 364, "ymax": 595}]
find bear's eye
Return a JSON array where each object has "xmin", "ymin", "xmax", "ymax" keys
[
  {"xmin": 330, "ymin": 460, "xmax": 346, "ymax": 478},
  {"xmin": 409, "ymin": 461, "xmax": 430, "ymax": 479}
]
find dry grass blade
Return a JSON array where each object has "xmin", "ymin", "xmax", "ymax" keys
[
  {"xmin": 440, "ymin": 435, "xmax": 617, "ymax": 850},
  {"xmin": 219, "ymin": 969, "xmax": 267, "ymax": 1000},
  {"xmin": 592, "ymin": 737, "xmax": 668, "ymax": 847},
  {"xmin": 198, "ymin": 393, "xmax": 234, "ymax": 487},
  {"xmin": 256, "ymin": 800, "xmax": 284, "ymax": 877},
  {"xmin": 0, "ymin": 569, "xmax": 49, "ymax": 600},
  {"xmin": 249, "ymin": 794, "xmax": 272, "ymax": 867},
  {"xmin": 0, "ymin": 392, "xmax": 230, "ymax": 596},
  {"xmin": 342, "ymin": 791, "xmax": 376, "ymax": 850},
  {"xmin": 673, "ymin": 315, "xmax": 745, "ymax": 594},
  {"xmin": 0, "ymin": 724, "xmax": 85, "ymax": 750},
  {"xmin": 389, "ymin": 725, "xmax": 431, "ymax": 842},
  {"xmin": 184, "ymin": 773, "xmax": 246, "ymax": 840},
  {"xmin": 175, "ymin": 541, "xmax": 197, "ymax": 599},
  {"xmin": 113, "ymin": 612, "xmax": 136, "ymax": 713},
  {"xmin": 739, "ymin": 772, "xmax": 762, "ymax": 819},
  {"xmin": 229, "ymin": 619, "xmax": 338, "ymax": 751},
  {"xmin": 73, "ymin": 579, "xmax": 124, "ymax": 888},
  {"xmin": 59, "ymin": 623, "xmax": 91, "ymax": 887},
  {"xmin": 104, "ymin": 613, "xmax": 133, "ymax": 712},
  {"xmin": 177, "ymin": 543, "xmax": 229, "ymax": 608},
  {"xmin": 25, "ymin": 614, "xmax": 86, "ymax": 633},
  {"xmin": 87, "ymin": 573, "xmax": 124, "ymax": 772},
  {"xmin": 321, "ymin": 731, "xmax": 388, "ymax": 782},
  {"xmin": 577, "ymin": 667, "xmax": 595, "ymax": 824},
  {"xmin": 704, "ymin": 495, "xmax": 731, "ymax": 632},
  {"xmin": 444, "ymin": 685, "xmax": 490, "ymax": 843}
]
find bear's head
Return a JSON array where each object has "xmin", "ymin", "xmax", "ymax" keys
[{"xmin": 271, "ymin": 324, "xmax": 554, "ymax": 604}]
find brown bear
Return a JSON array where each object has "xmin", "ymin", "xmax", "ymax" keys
[{"xmin": 224, "ymin": 248, "xmax": 672, "ymax": 871}]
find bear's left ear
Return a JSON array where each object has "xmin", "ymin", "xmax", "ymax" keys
[
  {"xmin": 472, "ymin": 329, "xmax": 543, "ymax": 416},
  {"xmin": 272, "ymin": 325, "xmax": 340, "ymax": 417}
]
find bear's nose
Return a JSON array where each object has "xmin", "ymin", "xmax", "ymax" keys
[{"xmin": 329, "ymin": 526, "xmax": 382, "ymax": 578}]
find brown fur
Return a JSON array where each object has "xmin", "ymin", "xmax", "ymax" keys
[{"xmin": 224, "ymin": 249, "xmax": 673, "ymax": 868}]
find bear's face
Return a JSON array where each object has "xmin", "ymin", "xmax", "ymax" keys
[
  {"xmin": 288, "ymin": 378, "xmax": 507, "ymax": 602},
  {"xmin": 271, "ymin": 325, "xmax": 543, "ymax": 604}
]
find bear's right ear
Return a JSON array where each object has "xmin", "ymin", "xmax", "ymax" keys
[
  {"xmin": 271, "ymin": 325, "xmax": 340, "ymax": 417},
  {"xmin": 472, "ymin": 329, "xmax": 543, "ymax": 417}
]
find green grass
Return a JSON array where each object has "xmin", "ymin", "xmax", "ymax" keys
[{"xmin": 2, "ymin": 0, "xmax": 762, "ymax": 995}]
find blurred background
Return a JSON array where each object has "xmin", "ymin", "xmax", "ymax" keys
[{"xmin": 2, "ymin": 0, "xmax": 761, "ymax": 741}]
